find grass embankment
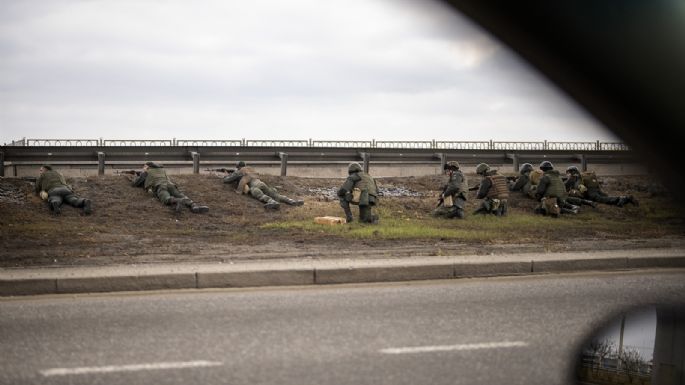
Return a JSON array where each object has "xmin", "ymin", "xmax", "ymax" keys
[{"xmin": 262, "ymin": 197, "xmax": 685, "ymax": 243}]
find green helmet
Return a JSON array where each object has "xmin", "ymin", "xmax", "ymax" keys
[
  {"xmin": 444, "ymin": 161, "xmax": 460, "ymax": 171},
  {"xmin": 475, "ymin": 163, "xmax": 490, "ymax": 175},
  {"xmin": 539, "ymin": 161, "xmax": 554, "ymax": 171},
  {"xmin": 348, "ymin": 162, "xmax": 362, "ymax": 174},
  {"xmin": 519, "ymin": 163, "xmax": 533, "ymax": 174},
  {"xmin": 236, "ymin": 161, "xmax": 246, "ymax": 169},
  {"xmin": 566, "ymin": 165, "xmax": 580, "ymax": 175}
]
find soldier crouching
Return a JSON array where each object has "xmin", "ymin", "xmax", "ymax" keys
[
  {"xmin": 433, "ymin": 161, "xmax": 467, "ymax": 219},
  {"xmin": 337, "ymin": 162, "xmax": 379, "ymax": 224}
]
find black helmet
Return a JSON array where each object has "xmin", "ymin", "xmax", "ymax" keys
[
  {"xmin": 566, "ymin": 166, "xmax": 580, "ymax": 175},
  {"xmin": 539, "ymin": 161, "xmax": 554, "ymax": 171},
  {"xmin": 519, "ymin": 163, "xmax": 533, "ymax": 174},
  {"xmin": 236, "ymin": 161, "xmax": 246, "ymax": 169},
  {"xmin": 348, "ymin": 162, "xmax": 362, "ymax": 174},
  {"xmin": 444, "ymin": 161, "xmax": 460, "ymax": 171}
]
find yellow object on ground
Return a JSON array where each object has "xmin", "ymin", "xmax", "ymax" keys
[{"xmin": 314, "ymin": 216, "xmax": 347, "ymax": 225}]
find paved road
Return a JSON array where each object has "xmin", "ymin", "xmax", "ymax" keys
[{"xmin": 1, "ymin": 269, "xmax": 684, "ymax": 385}]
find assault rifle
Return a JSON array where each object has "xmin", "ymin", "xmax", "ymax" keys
[
  {"xmin": 468, "ymin": 184, "xmax": 481, "ymax": 191},
  {"xmin": 205, "ymin": 168, "xmax": 235, "ymax": 174},
  {"xmin": 116, "ymin": 170, "xmax": 141, "ymax": 176}
]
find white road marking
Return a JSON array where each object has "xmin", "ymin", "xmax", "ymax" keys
[
  {"xmin": 380, "ymin": 341, "xmax": 529, "ymax": 354},
  {"xmin": 40, "ymin": 360, "xmax": 223, "ymax": 377}
]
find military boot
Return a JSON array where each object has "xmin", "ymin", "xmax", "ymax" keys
[
  {"xmin": 628, "ymin": 195, "xmax": 639, "ymax": 207},
  {"xmin": 285, "ymin": 198, "xmax": 304, "ymax": 206},
  {"xmin": 190, "ymin": 203, "xmax": 209, "ymax": 214},
  {"xmin": 264, "ymin": 199, "xmax": 280, "ymax": 210},
  {"xmin": 582, "ymin": 199, "xmax": 597, "ymax": 208},
  {"xmin": 341, "ymin": 205, "xmax": 353, "ymax": 223},
  {"xmin": 616, "ymin": 196, "xmax": 629, "ymax": 207},
  {"xmin": 561, "ymin": 207, "xmax": 579, "ymax": 215},
  {"xmin": 83, "ymin": 199, "xmax": 92, "ymax": 215},
  {"xmin": 50, "ymin": 200, "xmax": 61, "ymax": 215}
]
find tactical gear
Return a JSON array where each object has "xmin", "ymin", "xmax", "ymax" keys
[
  {"xmin": 520, "ymin": 163, "xmax": 534, "ymax": 174},
  {"xmin": 36, "ymin": 170, "xmax": 68, "ymax": 193},
  {"xmin": 539, "ymin": 161, "xmax": 554, "ymax": 171},
  {"xmin": 475, "ymin": 163, "xmax": 490, "ymax": 175},
  {"xmin": 486, "ymin": 174, "xmax": 509, "ymax": 200},
  {"xmin": 529, "ymin": 169, "xmax": 544, "ymax": 185},
  {"xmin": 144, "ymin": 167, "xmax": 171, "ymax": 190},
  {"xmin": 541, "ymin": 170, "xmax": 567, "ymax": 199},
  {"xmin": 236, "ymin": 161, "xmax": 246, "ymax": 169},
  {"xmin": 541, "ymin": 197, "xmax": 561, "ymax": 217},
  {"xmin": 566, "ymin": 166, "xmax": 581, "ymax": 175},
  {"xmin": 351, "ymin": 188, "xmax": 362, "ymax": 204},
  {"xmin": 581, "ymin": 171, "xmax": 600, "ymax": 190},
  {"xmin": 41, "ymin": 164, "xmax": 53, "ymax": 170},
  {"xmin": 348, "ymin": 162, "xmax": 363, "ymax": 174}
]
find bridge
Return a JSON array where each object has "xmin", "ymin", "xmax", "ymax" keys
[{"xmin": 1, "ymin": 138, "xmax": 638, "ymax": 178}]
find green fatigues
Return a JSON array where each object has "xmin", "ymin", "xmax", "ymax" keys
[
  {"xmin": 433, "ymin": 170, "xmax": 467, "ymax": 219},
  {"xmin": 133, "ymin": 167, "xmax": 191, "ymax": 205},
  {"xmin": 35, "ymin": 170, "xmax": 88, "ymax": 209},
  {"xmin": 566, "ymin": 173, "xmax": 622, "ymax": 205},
  {"xmin": 475, "ymin": 172, "xmax": 509, "ymax": 215},
  {"xmin": 337, "ymin": 171, "xmax": 379, "ymax": 223},
  {"xmin": 223, "ymin": 167, "xmax": 299, "ymax": 206}
]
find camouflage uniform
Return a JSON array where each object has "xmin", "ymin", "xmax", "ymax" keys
[
  {"xmin": 132, "ymin": 162, "xmax": 208, "ymax": 213},
  {"xmin": 337, "ymin": 163, "xmax": 379, "ymax": 223},
  {"xmin": 34, "ymin": 165, "xmax": 92, "ymax": 215},
  {"xmin": 565, "ymin": 169, "xmax": 637, "ymax": 207},
  {"xmin": 474, "ymin": 163, "xmax": 509, "ymax": 216},
  {"xmin": 223, "ymin": 165, "xmax": 304, "ymax": 209},
  {"xmin": 433, "ymin": 161, "xmax": 468, "ymax": 219}
]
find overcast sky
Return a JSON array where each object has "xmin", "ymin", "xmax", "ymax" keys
[{"xmin": 0, "ymin": 0, "xmax": 619, "ymax": 145}]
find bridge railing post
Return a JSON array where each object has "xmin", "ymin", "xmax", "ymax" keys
[
  {"xmin": 191, "ymin": 152, "xmax": 200, "ymax": 174},
  {"xmin": 279, "ymin": 152, "xmax": 288, "ymax": 176},
  {"xmin": 97, "ymin": 152, "xmax": 106, "ymax": 176}
]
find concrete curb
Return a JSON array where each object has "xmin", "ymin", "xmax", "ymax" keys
[{"xmin": 1, "ymin": 249, "xmax": 685, "ymax": 296}]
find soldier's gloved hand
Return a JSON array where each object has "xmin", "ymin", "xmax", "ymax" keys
[{"xmin": 39, "ymin": 191, "xmax": 48, "ymax": 200}]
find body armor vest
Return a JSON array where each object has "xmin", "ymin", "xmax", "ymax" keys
[
  {"xmin": 581, "ymin": 171, "xmax": 600, "ymax": 190},
  {"xmin": 449, "ymin": 171, "xmax": 468, "ymax": 197},
  {"xmin": 354, "ymin": 172, "xmax": 378, "ymax": 197},
  {"xmin": 144, "ymin": 167, "xmax": 171, "ymax": 189},
  {"xmin": 543, "ymin": 170, "xmax": 567, "ymax": 199},
  {"xmin": 529, "ymin": 169, "xmax": 544, "ymax": 185},
  {"xmin": 486, "ymin": 174, "xmax": 509, "ymax": 199}
]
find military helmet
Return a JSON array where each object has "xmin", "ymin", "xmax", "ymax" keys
[
  {"xmin": 519, "ymin": 163, "xmax": 533, "ymax": 174},
  {"xmin": 236, "ymin": 161, "xmax": 246, "ymax": 169},
  {"xmin": 566, "ymin": 165, "xmax": 581, "ymax": 175},
  {"xmin": 348, "ymin": 162, "xmax": 363, "ymax": 174},
  {"xmin": 475, "ymin": 163, "xmax": 490, "ymax": 175},
  {"xmin": 539, "ymin": 161, "xmax": 554, "ymax": 171},
  {"xmin": 41, "ymin": 164, "xmax": 53, "ymax": 170},
  {"xmin": 444, "ymin": 161, "xmax": 460, "ymax": 171}
]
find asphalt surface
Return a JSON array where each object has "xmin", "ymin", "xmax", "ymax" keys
[
  {"xmin": 1, "ymin": 270, "xmax": 684, "ymax": 385},
  {"xmin": 1, "ymin": 247, "xmax": 685, "ymax": 296}
]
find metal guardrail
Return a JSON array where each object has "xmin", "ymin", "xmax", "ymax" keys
[{"xmin": 5, "ymin": 138, "xmax": 631, "ymax": 151}]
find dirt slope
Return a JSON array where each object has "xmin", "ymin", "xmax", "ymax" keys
[{"xmin": 1, "ymin": 173, "xmax": 683, "ymax": 267}]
